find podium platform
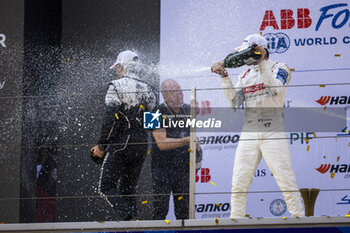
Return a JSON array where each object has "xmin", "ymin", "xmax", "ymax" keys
[{"xmin": 1, "ymin": 216, "xmax": 350, "ymax": 233}]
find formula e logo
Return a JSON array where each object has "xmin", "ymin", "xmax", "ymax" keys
[
  {"xmin": 336, "ymin": 195, "xmax": 350, "ymax": 205},
  {"xmin": 143, "ymin": 110, "xmax": 161, "ymax": 129},
  {"xmin": 316, "ymin": 164, "xmax": 331, "ymax": 174},
  {"xmin": 270, "ymin": 199, "xmax": 287, "ymax": 216},
  {"xmin": 337, "ymin": 127, "xmax": 350, "ymax": 137},
  {"xmin": 264, "ymin": 33, "xmax": 290, "ymax": 54}
]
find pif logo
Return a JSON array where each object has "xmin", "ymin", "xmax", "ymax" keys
[
  {"xmin": 290, "ymin": 132, "xmax": 313, "ymax": 145},
  {"xmin": 264, "ymin": 32, "xmax": 290, "ymax": 54},
  {"xmin": 143, "ymin": 110, "xmax": 161, "ymax": 129},
  {"xmin": 196, "ymin": 168, "xmax": 211, "ymax": 183}
]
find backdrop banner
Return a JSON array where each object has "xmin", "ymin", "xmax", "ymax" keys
[{"xmin": 160, "ymin": 0, "xmax": 350, "ymax": 219}]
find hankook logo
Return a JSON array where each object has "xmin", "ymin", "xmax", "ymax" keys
[
  {"xmin": 316, "ymin": 164, "xmax": 350, "ymax": 174},
  {"xmin": 316, "ymin": 96, "xmax": 350, "ymax": 106}
]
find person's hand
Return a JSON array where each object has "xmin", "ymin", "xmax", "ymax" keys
[
  {"xmin": 254, "ymin": 45, "xmax": 267, "ymax": 63},
  {"xmin": 211, "ymin": 62, "xmax": 228, "ymax": 78},
  {"xmin": 90, "ymin": 145, "xmax": 105, "ymax": 159}
]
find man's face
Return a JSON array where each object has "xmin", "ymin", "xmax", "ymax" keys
[
  {"xmin": 162, "ymin": 83, "xmax": 184, "ymax": 109},
  {"xmin": 248, "ymin": 44, "xmax": 268, "ymax": 66},
  {"xmin": 114, "ymin": 63, "xmax": 125, "ymax": 77}
]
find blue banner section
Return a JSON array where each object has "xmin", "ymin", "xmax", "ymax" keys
[{"xmin": 338, "ymin": 227, "xmax": 350, "ymax": 233}]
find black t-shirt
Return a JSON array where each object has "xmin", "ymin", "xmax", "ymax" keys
[{"xmin": 151, "ymin": 103, "xmax": 191, "ymax": 171}]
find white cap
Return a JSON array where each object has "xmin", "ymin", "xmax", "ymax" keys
[
  {"xmin": 110, "ymin": 50, "xmax": 138, "ymax": 69},
  {"xmin": 241, "ymin": 34, "xmax": 268, "ymax": 49}
]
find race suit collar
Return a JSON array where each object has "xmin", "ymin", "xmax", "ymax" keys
[
  {"xmin": 122, "ymin": 73, "xmax": 157, "ymax": 92},
  {"xmin": 123, "ymin": 72, "xmax": 140, "ymax": 80}
]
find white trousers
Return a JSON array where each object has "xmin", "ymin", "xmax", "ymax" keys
[{"xmin": 230, "ymin": 132, "xmax": 304, "ymax": 218}]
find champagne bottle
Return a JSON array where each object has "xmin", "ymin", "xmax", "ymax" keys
[{"xmin": 223, "ymin": 44, "xmax": 262, "ymax": 68}]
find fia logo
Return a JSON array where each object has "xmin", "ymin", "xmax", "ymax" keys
[
  {"xmin": 143, "ymin": 110, "xmax": 161, "ymax": 129},
  {"xmin": 264, "ymin": 32, "xmax": 290, "ymax": 54}
]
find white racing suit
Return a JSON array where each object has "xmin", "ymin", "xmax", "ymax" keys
[{"xmin": 221, "ymin": 59, "xmax": 304, "ymax": 218}]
